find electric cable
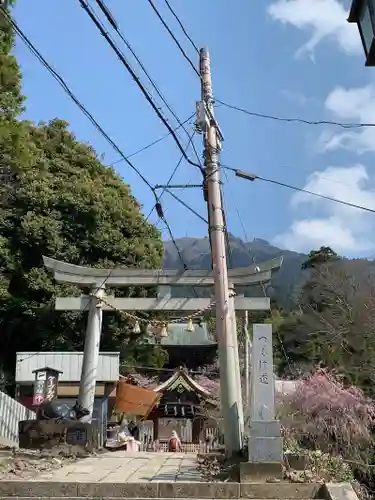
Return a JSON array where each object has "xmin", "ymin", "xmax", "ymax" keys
[
  {"xmin": 226, "ymin": 166, "xmax": 375, "ymax": 214},
  {"xmin": 5, "ymin": 6, "xmax": 202, "ymax": 259},
  {"xmin": 161, "ymin": 187, "xmax": 208, "ymax": 224},
  {"xmin": 145, "ymin": 131, "xmax": 197, "ymax": 221},
  {"xmin": 7, "ymin": 4, "xmax": 219, "ymax": 337},
  {"xmin": 109, "ymin": 113, "xmax": 194, "ymax": 167},
  {"xmin": 3, "ymin": 7, "xmax": 203, "ymax": 345},
  {"xmin": 219, "ymin": 186, "xmax": 233, "ymax": 269},
  {"xmin": 95, "ymin": 0, "xmax": 201, "ymax": 169},
  {"xmin": 163, "ymin": 0, "xmax": 199, "ymax": 54},
  {"xmin": 146, "ymin": 0, "xmax": 200, "ymax": 78},
  {"xmin": 153, "ymin": 175, "xmax": 200, "ymax": 232},
  {"xmin": 94, "ymin": 0, "xmax": 202, "ymax": 169},
  {"xmin": 1, "ymin": 8, "xmax": 147, "ymax": 350},
  {"xmin": 79, "ymin": 0, "xmax": 203, "ymax": 174},
  {"xmin": 135, "ymin": 4, "xmax": 368, "ymax": 135},
  {"xmin": 96, "ymin": 0, "xmax": 183, "ymax": 125},
  {"xmin": 4, "ymin": 7, "xmax": 156, "ymax": 197},
  {"xmin": 221, "ymin": 168, "xmax": 292, "ymax": 372},
  {"xmin": 274, "ymin": 164, "xmax": 360, "ymax": 189},
  {"xmin": 216, "ymin": 99, "xmax": 375, "ymax": 129}
]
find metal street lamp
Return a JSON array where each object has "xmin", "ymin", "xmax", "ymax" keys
[{"xmin": 348, "ymin": 0, "xmax": 375, "ymax": 65}]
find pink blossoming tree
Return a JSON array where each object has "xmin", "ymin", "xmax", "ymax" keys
[{"xmin": 280, "ymin": 369, "xmax": 375, "ymax": 459}]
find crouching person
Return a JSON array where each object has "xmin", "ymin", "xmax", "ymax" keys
[{"xmin": 168, "ymin": 430, "xmax": 182, "ymax": 452}]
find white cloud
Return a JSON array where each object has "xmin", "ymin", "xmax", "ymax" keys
[
  {"xmin": 267, "ymin": 0, "xmax": 360, "ymax": 59},
  {"xmin": 273, "ymin": 165, "xmax": 375, "ymax": 255},
  {"xmin": 320, "ymin": 85, "xmax": 375, "ymax": 154}
]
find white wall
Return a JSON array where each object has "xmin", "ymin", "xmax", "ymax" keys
[{"xmin": 0, "ymin": 390, "xmax": 35, "ymax": 448}]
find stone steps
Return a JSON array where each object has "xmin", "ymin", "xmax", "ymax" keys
[
  {"xmin": 0, "ymin": 481, "xmax": 324, "ymax": 499},
  {"xmin": 0, "ymin": 480, "xmax": 359, "ymax": 500}
]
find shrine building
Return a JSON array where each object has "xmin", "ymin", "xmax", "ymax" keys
[
  {"xmin": 133, "ymin": 320, "xmax": 219, "ymax": 443},
  {"xmin": 129, "ymin": 367, "xmax": 219, "ymax": 444}
]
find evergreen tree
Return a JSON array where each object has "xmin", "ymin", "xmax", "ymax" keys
[{"xmin": 0, "ymin": 3, "xmax": 168, "ymax": 382}]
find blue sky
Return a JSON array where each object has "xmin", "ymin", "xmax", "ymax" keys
[{"xmin": 12, "ymin": 0, "xmax": 375, "ymax": 257}]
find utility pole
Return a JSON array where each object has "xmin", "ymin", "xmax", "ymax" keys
[{"xmin": 199, "ymin": 47, "xmax": 242, "ymax": 455}]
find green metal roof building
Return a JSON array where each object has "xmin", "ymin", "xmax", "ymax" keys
[{"xmin": 148, "ymin": 322, "xmax": 217, "ymax": 369}]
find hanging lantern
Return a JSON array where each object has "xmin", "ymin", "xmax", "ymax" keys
[
  {"xmin": 159, "ymin": 324, "xmax": 168, "ymax": 337},
  {"xmin": 186, "ymin": 317, "xmax": 195, "ymax": 332},
  {"xmin": 132, "ymin": 320, "xmax": 141, "ymax": 334}
]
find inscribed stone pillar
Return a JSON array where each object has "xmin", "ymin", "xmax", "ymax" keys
[{"xmin": 247, "ymin": 323, "xmax": 283, "ymax": 466}]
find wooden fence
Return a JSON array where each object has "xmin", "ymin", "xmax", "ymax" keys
[
  {"xmin": 0, "ymin": 391, "xmax": 35, "ymax": 448},
  {"xmin": 139, "ymin": 441, "xmax": 208, "ymax": 453}
]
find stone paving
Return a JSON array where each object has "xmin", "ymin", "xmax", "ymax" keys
[{"xmin": 35, "ymin": 451, "xmax": 203, "ymax": 483}]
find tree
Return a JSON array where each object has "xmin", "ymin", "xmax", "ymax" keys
[
  {"xmin": 280, "ymin": 245, "xmax": 375, "ymax": 393},
  {"xmin": 280, "ymin": 369, "xmax": 375, "ymax": 460},
  {"xmin": 275, "ymin": 247, "xmax": 375, "ymax": 390},
  {"xmin": 298, "ymin": 258, "xmax": 375, "ymax": 393},
  {"xmin": 302, "ymin": 246, "xmax": 339, "ymax": 270},
  {"xmin": 0, "ymin": 0, "xmax": 24, "ymax": 118},
  {"xmin": 274, "ymin": 247, "xmax": 343, "ymax": 378},
  {"xmin": 0, "ymin": 4, "xmax": 167, "ymax": 380}
]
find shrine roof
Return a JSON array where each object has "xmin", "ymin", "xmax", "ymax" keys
[
  {"xmin": 153, "ymin": 367, "xmax": 215, "ymax": 400},
  {"xmin": 148, "ymin": 322, "xmax": 216, "ymax": 346}
]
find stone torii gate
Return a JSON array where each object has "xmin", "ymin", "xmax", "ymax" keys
[{"xmin": 43, "ymin": 255, "xmax": 282, "ymax": 451}]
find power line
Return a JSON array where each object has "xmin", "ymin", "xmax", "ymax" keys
[
  {"xmin": 93, "ymin": 0, "xmax": 202, "ymax": 168},
  {"xmin": 96, "ymin": 0, "xmax": 183, "ymax": 125},
  {"xmin": 143, "ymin": 6, "xmax": 367, "ymax": 135},
  {"xmin": 4, "ymin": 6, "xmax": 168, "ymax": 305},
  {"xmin": 95, "ymin": 0, "xmax": 200, "ymax": 167},
  {"xmin": 163, "ymin": 0, "xmax": 199, "ymax": 54},
  {"xmin": 229, "ymin": 167, "xmax": 375, "ymax": 214},
  {"xmin": 146, "ymin": 0, "xmax": 200, "ymax": 78},
  {"xmin": 146, "ymin": 131, "xmax": 197, "ymax": 221},
  {"xmin": 7, "ymin": 3, "xmax": 206, "ymax": 302},
  {"xmin": 3, "ymin": 7, "xmax": 201, "ymax": 324},
  {"xmin": 79, "ymin": 0, "xmax": 203, "ymax": 174},
  {"xmin": 4, "ymin": 7, "xmax": 155, "ymax": 196},
  {"xmin": 109, "ymin": 114, "xmax": 194, "ymax": 167},
  {"xmin": 221, "ymin": 169, "xmax": 292, "ymax": 372},
  {"xmin": 154, "ymin": 177, "xmax": 200, "ymax": 232},
  {"xmin": 135, "ymin": 3, "xmax": 370, "ymax": 136},
  {"xmin": 217, "ymin": 183, "xmax": 233, "ymax": 268},
  {"xmin": 275, "ymin": 164, "xmax": 360, "ymax": 189},
  {"xmin": 161, "ymin": 187, "xmax": 208, "ymax": 224},
  {"xmin": 216, "ymin": 99, "xmax": 375, "ymax": 129}
]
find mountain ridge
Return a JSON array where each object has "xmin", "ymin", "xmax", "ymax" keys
[{"xmin": 164, "ymin": 236, "xmax": 307, "ymax": 309}]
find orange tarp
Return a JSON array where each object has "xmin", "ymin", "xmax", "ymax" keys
[{"xmin": 115, "ymin": 381, "xmax": 160, "ymax": 417}]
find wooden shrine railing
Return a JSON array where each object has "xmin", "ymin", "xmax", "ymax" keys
[{"xmin": 139, "ymin": 441, "xmax": 211, "ymax": 453}]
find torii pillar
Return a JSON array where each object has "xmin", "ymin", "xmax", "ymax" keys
[{"xmin": 78, "ymin": 283, "xmax": 105, "ymax": 419}]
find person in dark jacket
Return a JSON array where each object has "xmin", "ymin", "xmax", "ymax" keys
[{"xmin": 127, "ymin": 420, "xmax": 140, "ymax": 441}]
